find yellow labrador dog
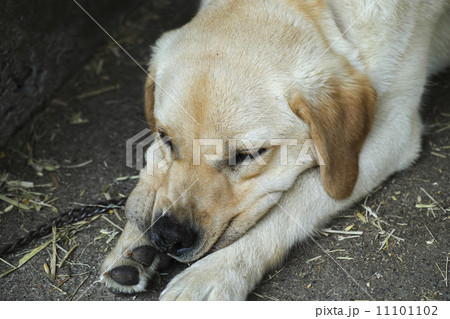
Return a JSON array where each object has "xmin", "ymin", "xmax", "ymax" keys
[{"xmin": 100, "ymin": 0, "xmax": 450, "ymax": 300}]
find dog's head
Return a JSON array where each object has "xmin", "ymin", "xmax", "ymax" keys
[{"xmin": 127, "ymin": 2, "xmax": 377, "ymax": 262}]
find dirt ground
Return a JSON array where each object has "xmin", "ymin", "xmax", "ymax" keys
[{"xmin": 0, "ymin": 1, "xmax": 449, "ymax": 301}]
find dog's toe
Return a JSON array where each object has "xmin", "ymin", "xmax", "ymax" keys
[
  {"xmin": 100, "ymin": 253, "xmax": 159, "ymax": 294},
  {"xmin": 160, "ymin": 253, "xmax": 247, "ymax": 300},
  {"xmin": 109, "ymin": 265, "xmax": 140, "ymax": 286},
  {"xmin": 129, "ymin": 245, "xmax": 157, "ymax": 267}
]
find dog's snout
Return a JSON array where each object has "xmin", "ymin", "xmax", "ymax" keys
[{"xmin": 151, "ymin": 215, "xmax": 197, "ymax": 256}]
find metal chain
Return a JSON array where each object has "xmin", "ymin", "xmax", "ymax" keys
[{"xmin": 0, "ymin": 197, "xmax": 127, "ymax": 257}]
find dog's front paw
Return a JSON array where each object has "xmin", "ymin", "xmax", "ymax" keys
[
  {"xmin": 159, "ymin": 254, "xmax": 248, "ymax": 301},
  {"xmin": 99, "ymin": 222, "xmax": 172, "ymax": 294}
]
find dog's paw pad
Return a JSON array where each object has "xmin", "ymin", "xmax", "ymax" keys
[
  {"xmin": 109, "ymin": 266, "xmax": 140, "ymax": 286},
  {"xmin": 129, "ymin": 245, "xmax": 157, "ymax": 267}
]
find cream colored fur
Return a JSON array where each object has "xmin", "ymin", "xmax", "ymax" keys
[{"xmin": 100, "ymin": 0, "xmax": 450, "ymax": 300}]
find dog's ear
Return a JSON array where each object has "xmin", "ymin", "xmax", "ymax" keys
[
  {"xmin": 288, "ymin": 68, "xmax": 377, "ymax": 200},
  {"xmin": 144, "ymin": 75, "xmax": 156, "ymax": 129}
]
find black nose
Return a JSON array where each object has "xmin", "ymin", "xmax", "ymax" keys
[{"xmin": 150, "ymin": 215, "xmax": 196, "ymax": 256}]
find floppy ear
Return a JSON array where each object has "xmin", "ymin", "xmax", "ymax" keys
[
  {"xmin": 288, "ymin": 69, "xmax": 377, "ymax": 200},
  {"xmin": 144, "ymin": 75, "xmax": 156, "ymax": 129}
]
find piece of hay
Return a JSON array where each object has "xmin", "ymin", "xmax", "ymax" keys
[
  {"xmin": 0, "ymin": 194, "xmax": 31, "ymax": 211},
  {"xmin": 49, "ymin": 276, "xmax": 71, "ymax": 294},
  {"xmin": 51, "ymin": 225, "xmax": 57, "ymax": 279},
  {"xmin": 321, "ymin": 228, "xmax": 363, "ymax": 235},
  {"xmin": 362, "ymin": 204, "xmax": 378, "ymax": 218},
  {"xmin": 356, "ymin": 212, "xmax": 367, "ymax": 223},
  {"xmin": 58, "ymin": 244, "xmax": 78, "ymax": 268},
  {"xmin": 378, "ymin": 229, "xmax": 395, "ymax": 251},
  {"xmin": 101, "ymin": 215, "xmax": 124, "ymax": 231},
  {"xmin": 76, "ymin": 85, "xmax": 119, "ymax": 100},
  {"xmin": 0, "ymin": 239, "xmax": 52, "ymax": 277},
  {"xmin": 63, "ymin": 160, "xmax": 93, "ymax": 169},
  {"xmin": 69, "ymin": 275, "xmax": 90, "ymax": 301},
  {"xmin": 336, "ymin": 257, "xmax": 354, "ymax": 260},
  {"xmin": 306, "ymin": 256, "xmax": 322, "ymax": 263}
]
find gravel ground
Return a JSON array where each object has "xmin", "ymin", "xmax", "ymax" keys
[{"xmin": 0, "ymin": 0, "xmax": 449, "ymax": 301}]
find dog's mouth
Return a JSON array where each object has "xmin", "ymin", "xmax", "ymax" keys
[
  {"xmin": 147, "ymin": 214, "xmax": 202, "ymax": 262},
  {"xmin": 150, "ymin": 230, "xmax": 201, "ymax": 260},
  {"xmin": 206, "ymin": 216, "xmax": 243, "ymax": 252}
]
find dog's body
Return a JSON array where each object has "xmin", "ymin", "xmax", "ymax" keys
[{"xmin": 100, "ymin": 0, "xmax": 450, "ymax": 300}]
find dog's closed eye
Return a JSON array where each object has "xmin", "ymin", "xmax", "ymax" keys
[
  {"xmin": 158, "ymin": 131, "xmax": 173, "ymax": 149},
  {"xmin": 233, "ymin": 148, "xmax": 267, "ymax": 165}
]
